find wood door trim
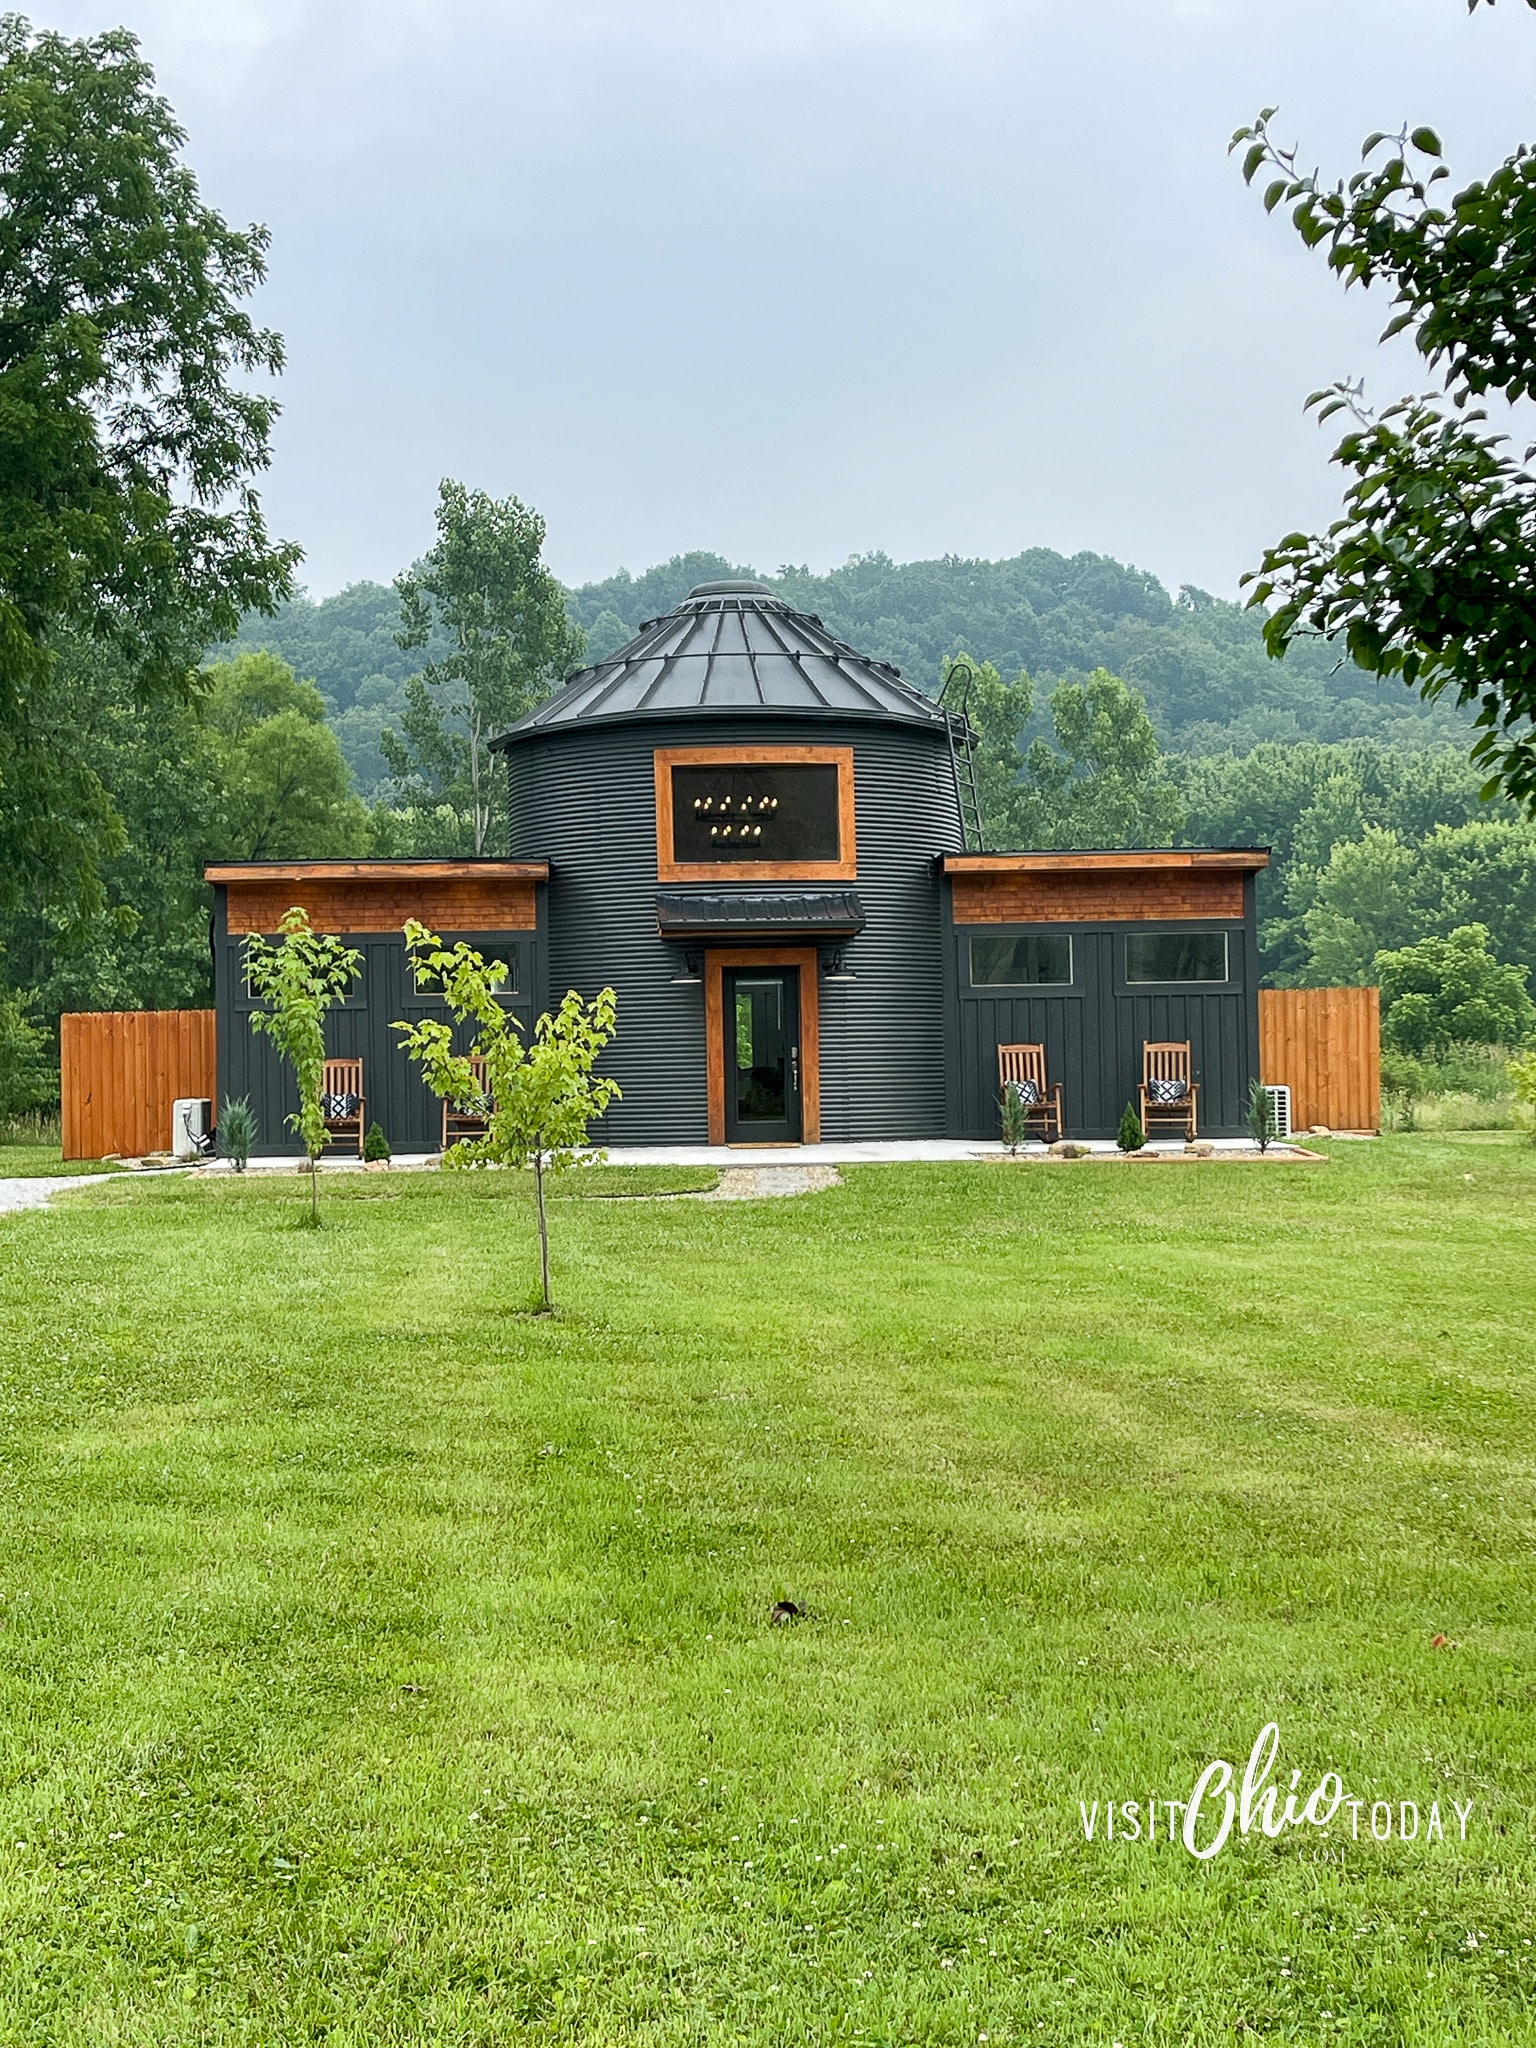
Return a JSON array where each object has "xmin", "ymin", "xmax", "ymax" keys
[
  {"xmin": 655, "ymin": 745, "xmax": 856, "ymax": 883},
  {"xmin": 705, "ymin": 947, "xmax": 820, "ymax": 1146}
]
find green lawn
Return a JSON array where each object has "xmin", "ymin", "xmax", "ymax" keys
[
  {"xmin": 0, "ymin": 1141, "xmax": 1533, "ymax": 2044},
  {"xmin": 0, "ymin": 1141, "xmax": 124, "ymax": 1178}
]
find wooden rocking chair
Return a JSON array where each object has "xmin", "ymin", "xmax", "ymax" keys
[
  {"xmin": 442, "ymin": 1056, "xmax": 494, "ymax": 1150},
  {"xmin": 997, "ymin": 1043, "xmax": 1064, "ymax": 1143},
  {"xmin": 1139, "ymin": 1041, "xmax": 1198, "ymax": 1141},
  {"xmin": 321, "ymin": 1057, "xmax": 366, "ymax": 1157}
]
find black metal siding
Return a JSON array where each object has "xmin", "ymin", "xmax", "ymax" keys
[
  {"xmin": 214, "ymin": 902, "xmax": 542, "ymax": 1156},
  {"xmin": 505, "ymin": 716, "xmax": 961, "ymax": 1145},
  {"xmin": 947, "ymin": 913, "xmax": 1260, "ymax": 1140}
]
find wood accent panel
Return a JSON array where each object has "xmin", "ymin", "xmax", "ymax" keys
[
  {"xmin": 943, "ymin": 849, "xmax": 1269, "ymax": 874},
  {"xmin": 1260, "ymin": 985, "xmax": 1380, "ymax": 1132},
  {"xmin": 704, "ymin": 947, "xmax": 820, "ymax": 1145},
  {"xmin": 655, "ymin": 745, "xmax": 857, "ymax": 883},
  {"xmin": 221, "ymin": 875, "xmax": 540, "ymax": 935},
  {"xmin": 61, "ymin": 1009, "xmax": 217, "ymax": 1160},
  {"xmin": 951, "ymin": 867, "xmax": 1244, "ymax": 923}
]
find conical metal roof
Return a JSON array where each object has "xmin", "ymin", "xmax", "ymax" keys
[{"xmin": 493, "ymin": 580, "xmax": 950, "ymax": 743}]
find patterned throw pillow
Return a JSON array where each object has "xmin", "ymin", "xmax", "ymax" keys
[
  {"xmin": 322, "ymin": 1091, "xmax": 360, "ymax": 1119},
  {"xmin": 1146, "ymin": 1075, "xmax": 1188, "ymax": 1106},
  {"xmin": 1011, "ymin": 1077, "xmax": 1042, "ymax": 1107}
]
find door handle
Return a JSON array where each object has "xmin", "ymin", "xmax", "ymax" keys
[{"xmin": 790, "ymin": 1047, "xmax": 799, "ymax": 1095}]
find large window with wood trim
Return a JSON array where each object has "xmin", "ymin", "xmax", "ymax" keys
[{"xmin": 655, "ymin": 746, "xmax": 856, "ymax": 882}]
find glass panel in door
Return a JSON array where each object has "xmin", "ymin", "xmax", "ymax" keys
[{"xmin": 723, "ymin": 968, "xmax": 801, "ymax": 1142}]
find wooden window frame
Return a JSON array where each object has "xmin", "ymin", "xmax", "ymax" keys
[
  {"xmin": 704, "ymin": 947, "xmax": 820, "ymax": 1145},
  {"xmin": 654, "ymin": 745, "xmax": 857, "ymax": 883}
]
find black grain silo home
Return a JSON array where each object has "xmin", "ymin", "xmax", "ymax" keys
[
  {"xmin": 205, "ymin": 578, "xmax": 1273, "ymax": 1151},
  {"xmin": 492, "ymin": 580, "xmax": 965, "ymax": 1145}
]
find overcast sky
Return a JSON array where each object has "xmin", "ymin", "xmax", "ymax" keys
[{"xmin": 34, "ymin": 0, "xmax": 1536, "ymax": 599}]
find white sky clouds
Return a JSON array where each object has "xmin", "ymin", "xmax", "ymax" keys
[{"xmin": 30, "ymin": 0, "xmax": 1536, "ymax": 598}]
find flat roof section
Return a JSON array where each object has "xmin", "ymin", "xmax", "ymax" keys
[
  {"xmin": 205, "ymin": 860, "xmax": 550, "ymax": 883},
  {"xmin": 941, "ymin": 848, "xmax": 1270, "ymax": 874}
]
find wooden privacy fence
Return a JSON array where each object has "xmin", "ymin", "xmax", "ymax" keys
[
  {"xmin": 1259, "ymin": 986, "xmax": 1380, "ymax": 1133},
  {"xmin": 61, "ymin": 1010, "xmax": 217, "ymax": 1161}
]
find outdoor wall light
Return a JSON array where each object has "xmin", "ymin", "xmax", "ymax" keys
[
  {"xmin": 670, "ymin": 950, "xmax": 704, "ymax": 986},
  {"xmin": 822, "ymin": 946, "xmax": 856, "ymax": 983}
]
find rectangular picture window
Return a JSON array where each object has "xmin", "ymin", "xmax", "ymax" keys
[
  {"xmin": 968, "ymin": 933, "xmax": 1073, "ymax": 986},
  {"xmin": 1125, "ymin": 931, "xmax": 1229, "ymax": 983},
  {"xmin": 670, "ymin": 763, "xmax": 841, "ymax": 865}
]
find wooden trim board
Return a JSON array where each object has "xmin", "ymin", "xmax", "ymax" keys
[
  {"xmin": 704, "ymin": 946, "xmax": 820, "ymax": 1145},
  {"xmin": 655, "ymin": 745, "xmax": 856, "ymax": 883}
]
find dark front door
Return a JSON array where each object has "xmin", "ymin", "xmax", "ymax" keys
[{"xmin": 723, "ymin": 967, "xmax": 801, "ymax": 1142}]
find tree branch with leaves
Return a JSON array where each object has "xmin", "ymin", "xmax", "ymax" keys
[
  {"xmin": 396, "ymin": 922, "xmax": 619, "ymax": 1311},
  {"xmin": 244, "ymin": 908, "xmax": 362, "ymax": 1225},
  {"xmin": 1234, "ymin": 0, "xmax": 1536, "ymax": 811}
]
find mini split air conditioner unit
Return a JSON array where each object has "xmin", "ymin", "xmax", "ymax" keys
[
  {"xmin": 1263, "ymin": 1084, "xmax": 1292, "ymax": 1141},
  {"xmin": 171, "ymin": 1098, "xmax": 213, "ymax": 1161}
]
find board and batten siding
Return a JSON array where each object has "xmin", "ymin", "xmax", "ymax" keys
[
  {"xmin": 504, "ymin": 715, "xmax": 962, "ymax": 1145},
  {"xmin": 943, "ymin": 859, "xmax": 1265, "ymax": 1140},
  {"xmin": 210, "ymin": 866, "xmax": 548, "ymax": 1155}
]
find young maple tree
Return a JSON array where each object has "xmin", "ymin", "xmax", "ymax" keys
[
  {"xmin": 395, "ymin": 920, "xmax": 619, "ymax": 1311},
  {"xmin": 244, "ymin": 907, "xmax": 362, "ymax": 1225}
]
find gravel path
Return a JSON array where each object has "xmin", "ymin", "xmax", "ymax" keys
[
  {"xmin": 704, "ymin": 1166, "xmax": 844, "ymax": 1200},
  {"xmin": 0, "ymin": 1175, "xmax": 112, "ymax": 1214}
]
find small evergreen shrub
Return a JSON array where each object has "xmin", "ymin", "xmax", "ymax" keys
[
  {"xmin": 363, "ymin": 1121, "xmax": 392, "ymax": 1163},
  {"xmin": 1247, "ymin": 1077, "xmax": 1277, "ymax": 1151},
  {"xmin": 1117, "ymin": 1101, "xmax": 1145, "ymax": 1152},
  {"xmin": 219, "ymin": 1096, "xmax": 256, "ymax": 1173},
  {"xmin": 999, "ymin": 1082, "xmax": 1030, "ymax": 1154}
]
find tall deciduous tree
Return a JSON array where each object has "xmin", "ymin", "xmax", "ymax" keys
[
  {"xmin": 386, "ymin": 485, "xmax": 585, "ymax": 854},
  {"xmin": 0, "ymin": 19, "xmax": 298, "ymax": 912},
  {"xmin": 949, "ymin": 654, "xmax": 1181, "ymax": 850},
  {"xmin": 1233, "ymin": 0, "xmax": 1536, "ymax": 811}
]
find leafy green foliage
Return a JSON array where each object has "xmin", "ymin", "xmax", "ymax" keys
[
  {"xmin": 362, "ymin": 1121, "xmax": 391, "ymax": 1163},
  {"xmin": 1509, "ymin": 1046, "xmax": 1536, "ymax": 1140},
  {"xmin": 1375, "ymin": 925, "xmax": 1534, "ymax": 1058},
  {"xmin": 243, "ymin": 908, "xmax": 362, "ymax": 1222},
  {"xmin": 396, "ymin": 922, "xmax": 619, "ymax": 1308},
  {"xmin": 1233, "ymin": 16, "xmax": 1536, "ymax": 810},
  {"xmin": 0, "ymin": 987, "xmax": 53, "ymax": 1120},
  {"xmin": 0, "ymin": 20, "xmax": 296, "ymax": 896},
  {"xmin": 947, "ymin": 654, "xmax": 1181, "ymax": 849},
  {"xmin": 386, "ymin": 484, "xmax": 586, "ymax": 853},
  {"xmin": 1117, "ymin": 1101, "xmax": 1145, "ymax": 1152},
  {"xmin": 202, "ymin": 653, "xmax": 370, "ymax": 860},
  {"xmin": 218, "ymin": 1096, "xmax": 255, "ymax": 1173}
]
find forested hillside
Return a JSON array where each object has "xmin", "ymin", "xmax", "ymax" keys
[{"xmin": 232, "ymin": 545, "xmax": 1467, "ymax": 797}]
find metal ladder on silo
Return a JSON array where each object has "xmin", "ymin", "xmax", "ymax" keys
[{"xmin": 938, "ymin": 660, "xmax": 987, "ymax": 852}]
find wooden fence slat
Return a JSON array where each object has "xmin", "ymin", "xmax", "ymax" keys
[
  {"xmin": 1259, "ymin": 986, "xmax": 1379, "ymax": 1132},
  {"xmin": 59, "ymin": 1011, "xmax": 217, "ymax": 1160}
]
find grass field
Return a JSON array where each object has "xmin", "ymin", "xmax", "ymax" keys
[
  {"xmin": 0, "ymin": 1140, "xmax": 123, "ymax": 1178},
  {"xmin": 0, "ymin": 1140, "xmax": 1532, "ymax": 2044}
]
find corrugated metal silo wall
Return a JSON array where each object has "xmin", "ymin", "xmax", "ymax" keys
[{"xmin": 505, "ymin": 716, "xmax": 962, "ymax": 1144}]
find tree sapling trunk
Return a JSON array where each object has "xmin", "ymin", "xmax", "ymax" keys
[{"xmin": 533, "ymin": 1149, "xmax": 552, "ymax": 1312}]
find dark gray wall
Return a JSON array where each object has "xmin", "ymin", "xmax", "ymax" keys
[
  {"xmin": 943, "ymin": 894, "xmax": 1262, "ymax": 1140},
  {"xmin": 503, "ymin": 715, "xmax": 963, "ymax": 1145},
  {"xmin": 214, "ymin": 892, "xmax": 546, "ymax": 1155}
]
